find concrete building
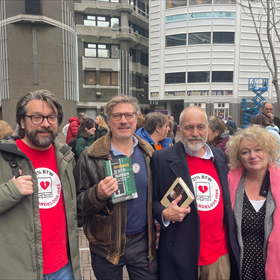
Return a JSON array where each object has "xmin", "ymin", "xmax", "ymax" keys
[
  {"xmin": 0, "ymin": 0, "xmax": 78, "ymax": 128},
  {"xmin": 75, "ymin": 0, "xmax": 158, "ymax": 119},
  {"xmin": 149, "ymin": 0, "xmax": 280, "ymax": 125}
]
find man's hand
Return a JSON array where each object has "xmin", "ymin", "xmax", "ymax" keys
[
  {"xmin": 97, "ymin": 177, "xmax": 118, "ymax": 200},
  {"xmin": 12, "ymin": 170, "xmax": 33, "ymax": 195},
  {"xmin": 162, "ymin": 195, "xmax": 191, "ymax": 223},
  {"xmin": 266, "ymin": 112, "xmax": 275, "ymax": 120}
]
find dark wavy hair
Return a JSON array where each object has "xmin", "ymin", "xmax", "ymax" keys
[{"xmin": 16, "ymin": 89, "xmax": 63, "ymax": 138}]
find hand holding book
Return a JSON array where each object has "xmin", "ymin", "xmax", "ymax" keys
[
  {"xmin": 162, "ymin": 195, "xmax": 191, "ymax": 223},
  {"xmin": 161, "ymin": 177, "xmax": 194, "ymax": 223},
  {"xmin": 97, "ymin": 177, "xmax": 118, "ymax": 200}
]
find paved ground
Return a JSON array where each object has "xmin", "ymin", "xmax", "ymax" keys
[{"xmin": 79, "ymin": 229, "xmax": 130, "ymax": 280}]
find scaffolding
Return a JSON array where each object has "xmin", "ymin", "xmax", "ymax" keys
[{"xmin": 241, "ymin": 78, "xmax": 268, "ymax": 128}]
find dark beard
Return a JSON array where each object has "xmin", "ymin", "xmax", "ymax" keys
[{"xmin": 25, "ymin": 127, "xmax": 57, "ymax": 148}]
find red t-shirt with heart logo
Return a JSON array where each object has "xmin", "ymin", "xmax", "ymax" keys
[
  {"xmin": 186, "ymin": 153, "xmax": 228, "ymax": 265},
  {"xmin": 16, "ymin": 140, "xmax": 68, "ymax": 274}
]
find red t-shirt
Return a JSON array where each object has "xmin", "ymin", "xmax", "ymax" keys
[
  {"xmin": 186, "ymin": 153, "xmax": 228, "ymax": 265},
  {"xmin": 16, "ymin": 140, "xmax": 68, "ymax": 274}
]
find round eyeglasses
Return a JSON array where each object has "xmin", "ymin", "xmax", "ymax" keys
[{"xmin": 25, "ymin": 115, "xmax": 61, "ymax": 125}]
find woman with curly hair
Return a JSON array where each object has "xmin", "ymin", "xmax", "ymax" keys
[
  {"xmin": 94, "ymin": 115, "xmax": 108, "ymax": 141},
  {"xmin": 226, "ymin": 125, "xmax": 280, "ymax": 280}
]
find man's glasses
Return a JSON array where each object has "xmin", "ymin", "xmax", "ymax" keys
[
  {"xmin": 25, "ymin": 115, "xmax": 61, "ymax": 125},
  {"xmin": 111, "ymin": 112, "xmax": 135, "ymax": 121}
]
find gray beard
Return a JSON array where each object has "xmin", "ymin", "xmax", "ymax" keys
[{"xmin": 25, "ymin": 128, "xmax": 57, "ymax": 148}]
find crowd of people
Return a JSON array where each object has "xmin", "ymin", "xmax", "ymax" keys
[{"xmin": 1, "ymin": 90, "xmax": 280, "ymax": 280}]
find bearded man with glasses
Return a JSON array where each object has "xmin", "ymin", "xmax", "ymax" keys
[
  {"xmin": 0, "ymin": 89, "xmax": 81, "ymax": 280},
  {"xmin": 74, "ymin": 95, "xmax": 158, "ymax": 280}
]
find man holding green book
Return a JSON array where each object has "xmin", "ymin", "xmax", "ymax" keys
[{"xmin": 74, "ymin": 95, "xmax": 158, "ymax": 280}]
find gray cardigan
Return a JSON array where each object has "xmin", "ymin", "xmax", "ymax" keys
[{"xmin": 233, "ymin": 172, "xmax": 275, "ymax": 279}]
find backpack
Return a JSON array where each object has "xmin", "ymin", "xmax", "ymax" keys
[{"xmin": 68, "ymin": 137, "xmax": 87, "ymax": 162}]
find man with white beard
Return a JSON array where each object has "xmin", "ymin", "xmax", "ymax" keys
[{"xmin": 152, "ymin": 106, "xmax": 240, "ymax": 280}]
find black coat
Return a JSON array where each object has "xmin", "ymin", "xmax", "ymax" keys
[
  {"xmin": 94, "ymin": 126, "xmax": 108, "ymax": 141},
  {"xmin": 152, "ymin": 141, "xmax": 240, "ymax": 280}
]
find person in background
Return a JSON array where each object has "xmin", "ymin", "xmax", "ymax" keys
[
  {"xmin": 250, "ymin": 114, "xmax": 280, "ymax": 167},
  {"xmin": 74, "ymin": 95, "xmax": 157, "ymax": 280},
  {"xmin": 94, "ymin": 115, "xmax": 108, "ymax": 141},
  {"xmin": 226, "ymin": 115, "xmax": 237, "ymax": 132},
  {"xmin": 208, "ymin": 116, "xmax": 230, "ymax": 153},
  {"xmin": 152, "ymin": 106, "xmax": 240, "ymax": 280},
  {"xmin": 167, "ymin": 116, "xmax": 174, "ymax": 142},
  {"xmin": 227, "ymin": 125, "xmax": 280, "ymax": 280},
  {"xmin": 75, "ymin": 118, "xmax": 96, "ymax": 158},
  {"xmin": 261, "ymin": 102, "xmax": 280, "ymax": 131},
  {"xmin": 170, "ymin": 116, "xmax": 178, "ymax": 144},
  {"xmin": 0, "ymin": 120, "xmax": 15, "ymax": 138},
  {"xmin": 250, "ymin": 114, "xmax": 280, "ymax": 144},
  {"xmin": 0, "ymin": 89, "xmax": 80, "ymax": 280},
  {"xmin": 66, "ymin": 112, "xmax": 87, "ymax": 144},
  {"xmin": 136, "ymin": 112, "xmax": 145, "ymax": 131},
  {"xmin": 62, "ymin": 123, "xmax": 69, "ymax": 139},
  {"xmin": 136, "ymin": 112, "xmax": 172, "ymax": 150}
]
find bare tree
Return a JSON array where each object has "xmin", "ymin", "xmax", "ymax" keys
[{"xmin": 240, "ymin": 0, "xmax": 280, "ymax": 111}]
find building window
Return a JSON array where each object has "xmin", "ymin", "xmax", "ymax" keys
[
  {"xmin": 212, "ymin": 71, "xmax": 233, "ymax": 82},
  {"xmin": 85, "ymin": 44, "xmax": 119, "ymax": 58},
  {"xmin": 166, "ymin": 34, "xmax": 186, "ymax": 47},
  {"xmin": 141, "ymin": 52, "xmax": 148, "ymax": 66},
  {"xmin": 188, "ymin": 32, "xmax": 211, "ymax": 45},
  {"xmin": 26, "ymin": 0, "xmax": 41, "ymax": 15},
  {"xmin": 166, "ymin": 0, "xmax": 187, "ymax": 8},
  {"xmin": 84, "ymin": 15, "xmax": 120, "ymax": 28},
  {"xmin": 213, "ymin": 32, "xmax": 234, "ymax": 44},
  {"xmin": 85, "ymin": 71, "xmax": 96, "ymax": 85},
  {"xmin": 189, "ymin": 0, "xmax": 212, "ymax": 5},
  {"xmin": 188, "ymin": 72, "xmax": 210, "ymax": 83},
  {"xmin": 165, "ymin": 72, "xmax": 186, "ymax": 84},
  {"xmin": 214, "ymin": 0, "xmax": 236, "ymax": 4},
  {"xmin": 136, "ymin": 75, "xmax": 142, "ymax": 88},
  {"xmin": 100, "ymin": 72, "xmax": 119, "ymax": 86},
  {"xmin": 130, "ymin": 49, "xmax": 137, "ymax": 62},
  {"xmin": 129, "ymin": 22, "xmax": 148, "ymax": 38}
]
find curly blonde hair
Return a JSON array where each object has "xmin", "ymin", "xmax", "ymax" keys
[
  {"xmin": 226, "ymin": 125, "xmax": 280, "ymax": 170},
  {"xmin": 96, "ymin": 115, "xmax": 109, "ymax": 130}
]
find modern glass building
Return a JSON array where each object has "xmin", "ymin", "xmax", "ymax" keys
[{"xmin": 149, "ymin": 0, "xmax": 280, "ymax": 125}]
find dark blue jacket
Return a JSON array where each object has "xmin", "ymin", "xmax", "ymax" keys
[
  {"xmin": 152, "ymin": 141, "xmax": 240, "ymax": 280},
  {"xmin": 135, "ymin": 127, "xmax": 172, "ymax": 150}
]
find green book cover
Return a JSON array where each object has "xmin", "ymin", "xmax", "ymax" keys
[{"xmin": 103, "ymin": 157, "xmax": 138, "ymax": 204}]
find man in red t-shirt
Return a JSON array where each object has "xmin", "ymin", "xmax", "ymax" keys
[
  {"xmin": 0, "ymin": 89, "xmax": 81, "ymax": 280},
  {"xmin": 152, "ymin": 106, "xmax": 240, "ymax": 280}
]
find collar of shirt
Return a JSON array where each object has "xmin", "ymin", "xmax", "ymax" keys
[
  {"xmin": 110, "ymin": 135, "xmax": 139, "ymax": 157},
  {"xmin": 183, "ymin": 142, "xmax": 214, "ymax": 161}
]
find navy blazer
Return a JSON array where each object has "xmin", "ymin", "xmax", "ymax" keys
[{"xmin": 152, "ymin": 141, "xmax": 240, "ymax": 280}]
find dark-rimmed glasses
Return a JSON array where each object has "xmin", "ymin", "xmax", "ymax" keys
[
  {"xmin": 25, "ymin": 115, "xmax": 61, "ymax": 125},
  {"xmin": 111, "ymin": 112, "xmax": 135, "ymax": 121}
]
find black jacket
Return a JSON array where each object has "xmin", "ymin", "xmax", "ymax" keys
[{"xmin": 152, "ymin": 141, "xmax": 240, "ymax": 280}]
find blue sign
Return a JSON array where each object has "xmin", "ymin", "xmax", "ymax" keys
[
  {"xmin": 213, "ymin": 12, "xmax": 236, "ymax": 18},
  {"xmin": 189, "ymin": 12, "xmax": 212, "ymax": 19},
  {"xmin": 166, "ymin": 14, "xmax": 187, "ymax": 23}
]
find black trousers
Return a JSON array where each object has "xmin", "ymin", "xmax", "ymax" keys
[{"xmin": 91, "ymin": 230, "xmax": 158, "ymax": 280}]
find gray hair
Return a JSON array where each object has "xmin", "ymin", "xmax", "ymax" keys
[
  {"xmin": 105, "ymin": 95, "xmax": 140, "ymax": 119},
  {"xmin": 16, "ymin": 89, "xmax": 63, "ymax": 138},
  {"xmin": 179, "ymin": 106, "xmax": 208, "ymax": 126}
]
